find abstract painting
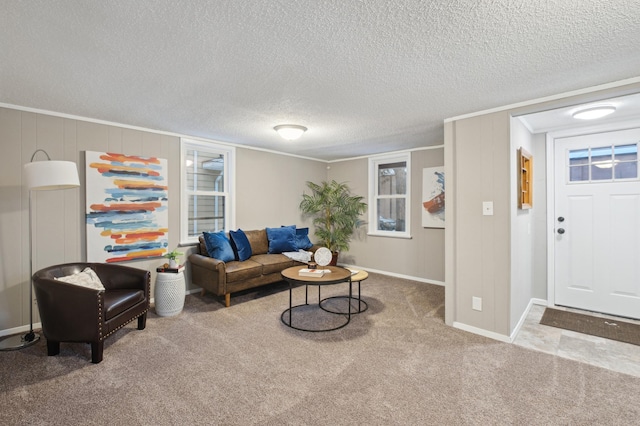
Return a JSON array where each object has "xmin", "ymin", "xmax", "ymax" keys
[
  {"xmin": 86, "ymin": 152, "xmax": 169, "ymax": 263},
  {"xmin": 422, "ymin": 166, "xmax": 445, "ymax": 228}
]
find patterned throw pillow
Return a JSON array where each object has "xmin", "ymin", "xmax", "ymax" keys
[{"xmin": 55, "ymin": 267, "xmax": 105, "ymax": 290}]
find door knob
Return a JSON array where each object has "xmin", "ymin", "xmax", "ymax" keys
[
  {"xmin": 557, "ymin": 228, "xmax": 565, "ymax": 234},
  {"xmin": 558, "ymin": 217, "xmax": 565, "ymax": 222}
]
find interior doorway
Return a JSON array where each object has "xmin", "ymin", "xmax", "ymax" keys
[{"xmin": 517, "ymin": 92, "xmax": 640, "ymax": 321}]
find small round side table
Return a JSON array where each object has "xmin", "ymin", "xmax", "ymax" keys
[
  {"xmin": 154, "ymin": 271, "xmax": 186, "ymax": 317},
  {"xmin": 320, "ymin": 270, "xmax": 369, "ymax": 314}
]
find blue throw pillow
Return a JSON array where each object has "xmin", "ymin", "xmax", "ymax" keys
[
  {"xmin": 295, "ymin": 227, "xmax": 313, "ymax": 250},
  {"xmin": 229, "ymin": 229, "xmax": 252, "ymax": 261},
  {"xmin": 266, "ymin": 226, "xmax": 297, "ymax": 253},
  {"xmin": 202, "ymin": 231, "xmax": 235, "ymax": 262}
]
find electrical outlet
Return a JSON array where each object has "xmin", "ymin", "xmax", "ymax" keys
[
  {"xmin": 472, "ymin": 297, "xmax": 482, "ymax": 311},
  {"xmin": 482, "ymin": 201, "xmax": 493, "ymax": 216}
]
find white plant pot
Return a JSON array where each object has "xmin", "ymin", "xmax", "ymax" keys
[{"xmin": 169, "ymin": 259, "xmax": 178, "ymax": 269}]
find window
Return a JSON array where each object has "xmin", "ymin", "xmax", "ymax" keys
[
  {"xmin": 568, "ymin": 143, "xmax": 638, "ymax": 183},
  {"xmin": 368, "ymin": 153, "xmax": 411, "ymax": 238},
  {"xmin": 180, "ymin": 139, "xmax": 235, "ymax": 244}
]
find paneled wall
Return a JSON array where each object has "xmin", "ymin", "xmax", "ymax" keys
[
  {"xmin": 446, "ymin": 112, "xmax": 512, "ymax": 336},
  {"xmin": 327, "ymin": 147, "xmax": 445, "ymax": 282},
  {"xmin": 0, "ymin": 107, "xmax": 328, "ymax": 334},
  {"xmin": 0, "ymin": 108, "xmax": 178, "ymax": 333}
]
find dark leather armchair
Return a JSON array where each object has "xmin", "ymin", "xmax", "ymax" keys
[{"xmin": 33, "ymin": 262, "xmax": 150, "ymax": 363}]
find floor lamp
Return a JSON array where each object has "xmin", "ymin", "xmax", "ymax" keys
[{"xmin": 0, "ymin": 149, "xmax": 80, "ymax": 351}]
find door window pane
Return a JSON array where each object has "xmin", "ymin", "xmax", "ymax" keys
[
  {"xmin": 590, "ymin": 145, "xmax": 613, "ymax": 181},
  {"xmin": 570, "ymin": 165, "xmax": 589, "ymax": 182},
  {"xmin": 569, "ymin": 149, "xmax": 589, "ymax": 166},
  {"xmin": 591, "ymin": 163, "xmax": 613, "ymax": 180},
  {"xmin": 590, "ymin": 146, "xmax": 612, "ymax": 161},
  {"xmin": 614, "ymin": 161, "xmax": 638, "ymax": 179},
  {"xmin": 568, "ymin": 144, "xmax": 638, "ymax": 183},
  {"xmin": 613, "ymin": 144, "xmax": 638, "ymax": 179},
  {"xmin": 614, "ymin": 144, "xmax": 637, "ymax": 161},
  {"xmin": 569, "ymin": 148, "xmax": 590, "ymax": 182}
]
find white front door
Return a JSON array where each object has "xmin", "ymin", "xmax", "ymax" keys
[{"xmin": 554, "ymin": 128, "xmax": 640, "ymax": 319}]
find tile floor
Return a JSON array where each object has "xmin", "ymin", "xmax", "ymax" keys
[{"xmin": 513, "ymin": 304, "xmax": 640, "ymax": 378}]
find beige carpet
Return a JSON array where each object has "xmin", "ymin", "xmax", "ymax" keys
[{"xmin": 2, "ymin": 273, "xmax": 640, "ymax": 425}]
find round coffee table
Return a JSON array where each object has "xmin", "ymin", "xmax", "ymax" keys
[
  {"xmin": 280, "ymin": 265, "xmax": 353, "ymax": 332},
  {"xmin": 319, "ymin": 270, "xmax": 369, "ymax": 314}
]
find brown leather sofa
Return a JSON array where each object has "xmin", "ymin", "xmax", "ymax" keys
[
  {"xmin": 189, "ymin": 229, "xmax": 316, "ymax": 307},
  {"xmin": 33, "ymin": 262, "xmax": 150, "ymax": 363}
]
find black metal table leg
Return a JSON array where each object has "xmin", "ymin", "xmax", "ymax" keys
[
  {"xmin": 319, "ymin": 277, "xmax": 368, "ymax": 315},
  {"xmin": 289, "ymin": 281, "xmax": 293, "ymax": 327}
]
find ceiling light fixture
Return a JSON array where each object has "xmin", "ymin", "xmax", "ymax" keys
[
  {"xmin": 572, "ymin": 106, "xmax": 616, "ymax": 120},
  {"xmin": 274, "ymin": 124, "xmax": 307, "ymax": 141}
]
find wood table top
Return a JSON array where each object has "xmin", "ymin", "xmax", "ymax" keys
[{"xmin": 281, "ymin": 265, "xmax": 351, "ymax": 284}]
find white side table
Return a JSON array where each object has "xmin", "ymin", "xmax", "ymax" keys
[{"xmin": 154, "ymin": 271, "xmax": 186, "ymax": 317}]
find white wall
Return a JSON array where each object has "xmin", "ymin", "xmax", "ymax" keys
[
  {"xmin": 510, "ymin": 117, "xmax": 535, "ymax": 332},
  {"xmin": 531, "ymin": 133, "xmax": 547, "ymax": 300}
]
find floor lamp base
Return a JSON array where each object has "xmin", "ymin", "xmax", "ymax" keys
[{"xmin": 0, "ymin": 332, "xmax": 40, "ymax": 351}]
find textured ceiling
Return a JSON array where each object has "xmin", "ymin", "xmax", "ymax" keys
[{"xmin": 1, "ymin": 1, "xmax": 640, "ymax": 160}]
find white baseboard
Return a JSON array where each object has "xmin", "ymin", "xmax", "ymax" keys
[
  {"xmin": 452, "ymin": 297, "xmax": 549, "ymax": 344},
  {"xmin": 452, "ymin": 322, "xmax": 512, "ymax": 343},
  {"xmin": 532, "ymin": 298, "xmax": 547, "ymax": 306},
  {"xmin": 508, "ymin": 298, "xmax": 548, "ymax": 342},
  {"xmin": 339, "ymin": 263, "xmax": 444, "ymax": 286},
  {"xmin": 0, "ymin": 322, "xmax": 43, "ymax": 339}
]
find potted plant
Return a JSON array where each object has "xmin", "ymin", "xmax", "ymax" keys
[
  {"xmin": 299, "ymin": 180, "xmax": 367, "ymax": 265},
  {"xmin": 164, "ymin": 248, "xmax": 184, "ymax": 269}
]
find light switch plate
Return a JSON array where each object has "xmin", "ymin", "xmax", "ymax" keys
[{"xmin": 482, "ymin": 201, "xmax": 494, "ymax": 216}]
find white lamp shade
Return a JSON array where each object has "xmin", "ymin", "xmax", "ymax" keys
[{"xmin": 24, "ymin": 160, "xmax": 80, "ymax": 190}]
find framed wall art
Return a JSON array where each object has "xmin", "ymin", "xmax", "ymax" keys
[
  {"xmin": 422, "ymin": 166, "xmax": 445, "ymax": 228},
  {"xmin": 85, "ymin": 151, "xmax": 169, "ymax": 263}
]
